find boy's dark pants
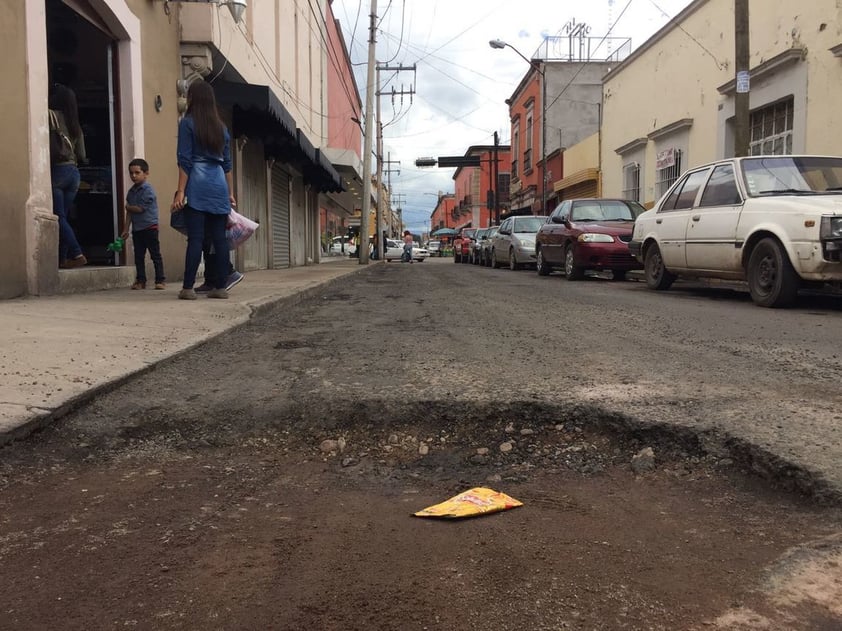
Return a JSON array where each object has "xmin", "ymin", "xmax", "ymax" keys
[{"xmin": 132, "ymin": 228, "xmax": 165, "ymax": 283}]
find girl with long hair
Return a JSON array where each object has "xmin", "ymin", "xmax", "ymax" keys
[
  {"xmin": 173, "ymin": 79, "xmax": 236, "ymax": 299},
  {"xmin": 49, "ymin": 83, "xmax": 88, "ymax": 268}
]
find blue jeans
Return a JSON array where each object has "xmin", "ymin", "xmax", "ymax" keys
[
  {"xmin": 183, "ymin": 207, "xmax": 228, "ymax": 289},
  {"xmin": 51, "ymin": 164, "xmax": 82, "ymax": 261},
  {"xmin": 202, "ymin": 232, "xmax": 234, "ymax": 286}
]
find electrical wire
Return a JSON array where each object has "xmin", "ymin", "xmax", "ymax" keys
[
  {"xmin": 647, "ymin": 0, "xmax": 727, "ymax": 69},
  {"xmin": 383, "ymin": 0, "xmax": 407, "ymax": 65}
]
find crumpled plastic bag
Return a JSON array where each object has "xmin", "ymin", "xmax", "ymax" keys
[
  {"xmin": 413, "ymin": 487, "xmax": 523, "ymax": 519},
  {"xmin": 227, "ymin": 209, "xmax": 259, "ymax": 250}
]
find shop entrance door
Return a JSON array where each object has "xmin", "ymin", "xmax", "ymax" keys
[{"xmin": 47, "ymin": 0, "xmax": 122, "ymax": 266}]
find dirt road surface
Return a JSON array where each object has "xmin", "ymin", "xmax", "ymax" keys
[{"xmin": 2, "ymin": 259, "xmax": 842, "ymax": 630}]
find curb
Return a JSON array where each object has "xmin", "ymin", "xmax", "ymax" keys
[{"xmin": 0, "ymin": 264, "xmax": 373, "ymax": 448}]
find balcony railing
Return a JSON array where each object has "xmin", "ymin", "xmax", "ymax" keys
[{"xmin": 532, "ymin": 34, "xmax": 632, "ymax": 63}]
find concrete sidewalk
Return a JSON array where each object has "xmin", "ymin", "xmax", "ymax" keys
[{"xmin": 0, "ymin": 258, "xmax": 366, "ymax": 446}]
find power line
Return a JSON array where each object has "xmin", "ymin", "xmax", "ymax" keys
[{"xmin": 647, "ymin": 0, "xmax": 727, "ymax": 69}]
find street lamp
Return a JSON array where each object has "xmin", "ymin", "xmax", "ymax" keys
[{"xmin": 490, "ymin": 39, "xmax": 547, "ymax": 215}]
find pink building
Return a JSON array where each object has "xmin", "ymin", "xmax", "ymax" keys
[{"xmin": 321, "ymin": 0, "xmax": 364, "ymax": 250}]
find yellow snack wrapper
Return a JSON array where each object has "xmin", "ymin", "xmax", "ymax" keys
[{"xmin": 413, "ymin": 487, "xmax": 523, "ymax": 519}]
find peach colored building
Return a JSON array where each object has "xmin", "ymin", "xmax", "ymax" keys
[
  {"xmin": 504, "ymin": 47, "xmax": 615, "ymax": 216},
  {"xmin": 430, "ymin": 194, "xmax": 457, "ymax": 232},
  {"xmin": 452, "ymin": 145, "xmax": 512, "ymax": 229}
]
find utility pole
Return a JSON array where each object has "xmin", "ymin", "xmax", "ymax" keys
[
  {"xmin": 540, "ymin": 60, "xmax": 547, "ymax": 214},
  {"xmin": 375, "ymin": 63, "xmax": 415, "ymax": 258},
  {"xmin": 734, "ymin": 0, "xmax": 750, "ymax": 157},
  {"xmin": 359, "ymin": 0, "xmax": 377, "ymax": 264},
  {"xmin": 375, "ymin": 65, "xmax": 383, "ymax": 259},
  {"xmin": 493, "ymin": 131, "xmax": 500, "ymax": 224}
]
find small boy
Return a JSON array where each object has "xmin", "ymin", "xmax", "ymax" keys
[{"xmin": 124, "ymin": 158, "xmax": 165, "ymax": 290}]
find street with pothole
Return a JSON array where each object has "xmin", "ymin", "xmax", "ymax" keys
[{"xmin": 2, "ymin": 259, "xmax": 842, "ymax": 630}]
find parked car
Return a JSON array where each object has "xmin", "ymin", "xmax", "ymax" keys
[
  {"xmin": 426, "ymin": 240, "xmax": 442, "ymax": 256},
  {"xmin": 453, "ymin": 228, "xmax": 477, "ymax": 263},
  {"xmin": 535, "ymin": 198, "xmax": 646, "ymax": 280},
  {"xmin": 330, "ymin": 235, "xmax": 356, "ymax": 256},
  {"xmin": 488, "ymin": 215, "xmax": 546, "ymax": 270},
  {"xmin": 412, "ymin": 242, "xmax": 430, "ymax": 261},
  {"xmin": 480, "ymin": 226, "xmax": 499, "ymax": 266},
  {"xmin": 629, "ymin": 155, "xmax": 842, "ymax": 307},
  {"xmin": 384, "ymin": 239, "xmax": 429, "ymax": 262},
  {"xmin": 469, "ymin": 227, "xmax": 493, "ymax": 264}
]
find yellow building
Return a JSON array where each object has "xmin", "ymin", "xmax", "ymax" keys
[{"xmin": 600, "ymin": 0, "xmax": 842, "ymax": 206}]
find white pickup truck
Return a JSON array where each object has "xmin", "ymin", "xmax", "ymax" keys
[{"xmin": 629, "ymin": 155, "xmax": 842, "ymax": 307}]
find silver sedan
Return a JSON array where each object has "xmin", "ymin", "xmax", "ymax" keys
[{"xmin": 488, "ymin": 215, "xmax": 547, "ymax": 270}]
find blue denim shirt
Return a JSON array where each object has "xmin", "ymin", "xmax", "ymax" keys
[
  {"xmin": 177, "ymin": 115, "xmax": 232, "ymax": 215},
  {"xmin": 126, "ymin": 181, "xmax": 159, "ymax": 231}
]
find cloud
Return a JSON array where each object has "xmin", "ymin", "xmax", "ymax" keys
[{"xmin": 332, "ymin": 0, "xmax": 691, "ymax": 233}]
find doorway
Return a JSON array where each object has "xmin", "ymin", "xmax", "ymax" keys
[{"xmin": 46, "ymin": 0, "xmax": 122, "ymax": 266}]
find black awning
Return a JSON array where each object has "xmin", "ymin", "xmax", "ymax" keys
[
  {"xmin": 214, "ymin": 82, "xmax": 296, "ymax": 139},
  {"xmin": 296, "ymin": 129, "xmax": 316, "ymax": 163},
  {"xmin": 213, "ymin": 82, "xmax": 342, "ymax": 193},
  {"xmin": 312, "ymin": 149, "xmax": 344, "ymax": 193}
]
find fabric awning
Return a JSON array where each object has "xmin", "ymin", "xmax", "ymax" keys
[
  {"xmin": 213, "ymin": 82, "xmax": 343, "ymax": 193},
  {"xmin": 311, "ymin": 149, "xmax": 344, "ymax": 193}
]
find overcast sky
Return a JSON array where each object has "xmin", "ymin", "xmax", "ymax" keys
[{"xmin": 332, "ymin": 0, "xmax": 692, "ymax": 233}]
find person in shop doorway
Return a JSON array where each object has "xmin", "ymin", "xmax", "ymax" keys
[
  {"xmin": 49, "ymin": 83, "xmax": 87, "ymax": 269},
  {"xmin": 122, "ymin": 158, "xmax": 165, "ymax": 290},
  {"xmin": 402, "ymin": 230, "xmax": 414, "ymax": 263},
  {"xmin": 172, "ymin": 79, "xmax": 235, "ymax": 300}
]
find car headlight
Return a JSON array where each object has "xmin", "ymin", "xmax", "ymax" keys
[
  {"xmin": 577, "ymin": 233, "xmax": 614, "ymax": 243},
  {"xmin": 820, "ymin": 216, "xmax": 842, "ymax": 239}
]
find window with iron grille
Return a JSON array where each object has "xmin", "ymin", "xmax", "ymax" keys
[
  {"xmin": 622, "ymin": 162, "xmax": 640, "ymax": 202},
  {"xmin": 497, "ymin": 172, "xmax": 511, "ymax": 205},
  {"xmin": 655, "ymin": 149, "xmax": 682, "ymax": 198},
  {"xmin": 512, "ymin": 124, "xmax": 520, "ymax": 179},
  {"xmin": 749, "ymin": 98, "xmax": 794, "ymax": 156}
]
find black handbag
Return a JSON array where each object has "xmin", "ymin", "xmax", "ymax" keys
[{"xmin": 170, "ymin": 209, "xmax": 187, "ymax": 235}]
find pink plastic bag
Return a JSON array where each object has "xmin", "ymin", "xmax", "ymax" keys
[{"xmin": 226, "ymin": 209, "xmax": 258, "ymax": 250}]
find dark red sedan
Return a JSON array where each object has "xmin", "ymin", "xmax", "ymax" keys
[{"xmin": 535, "ymin": 198, "xmax": 646, "ymax": 280}]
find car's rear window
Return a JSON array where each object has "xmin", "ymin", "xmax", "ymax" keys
[{"xmin": 512, "ymin": 217, "xmax": 544, "ymax": 233}]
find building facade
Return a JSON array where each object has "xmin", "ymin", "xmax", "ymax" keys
[
  {"xmin": 452, "ymin": 144, "xmax": 511, "ymax": 229},
  {"xmin": 503, "ymin": 30, "xmax": 621, "ymax": 217},
  {"xmin": 600, "ymin": 0, "xmax": 842, "ymax": 206},
  {"xmin": 4, "ymin": 0, "xmax": 352, "ymax": 299}
]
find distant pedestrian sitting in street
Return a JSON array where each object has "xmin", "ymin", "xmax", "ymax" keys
[
  {"xmin": 172, "ymin": 79, "xmax": 236, "ymax": 300},
  {"xmin": 402, "ymin": 230, "xmax": 414, "ymax": 263},
  {"xmin": 123, "ymin": 158, "xmax": 165, "ymax": 290}
]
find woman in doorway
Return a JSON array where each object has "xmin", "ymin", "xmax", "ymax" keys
[
  {"xmin": 49, "ymin": 84, "xmax": 87, "ymax": 268},
  {"xmin": 172, "ymin": 79, "xmax": 236, "ymax": 300}
]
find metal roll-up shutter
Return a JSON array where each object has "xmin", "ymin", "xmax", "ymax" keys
[
  {"xmin": 563, "ymin": 180, "xmax": 599, "ymax": 201},
  {"xmin": 271, "ymin": 165, "xmax": 291, "ymax": 268}
]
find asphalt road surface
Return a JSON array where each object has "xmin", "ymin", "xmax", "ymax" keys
[{"xmin": 2, "ymin": 257, "xmax": 842, "ymax": 630}]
